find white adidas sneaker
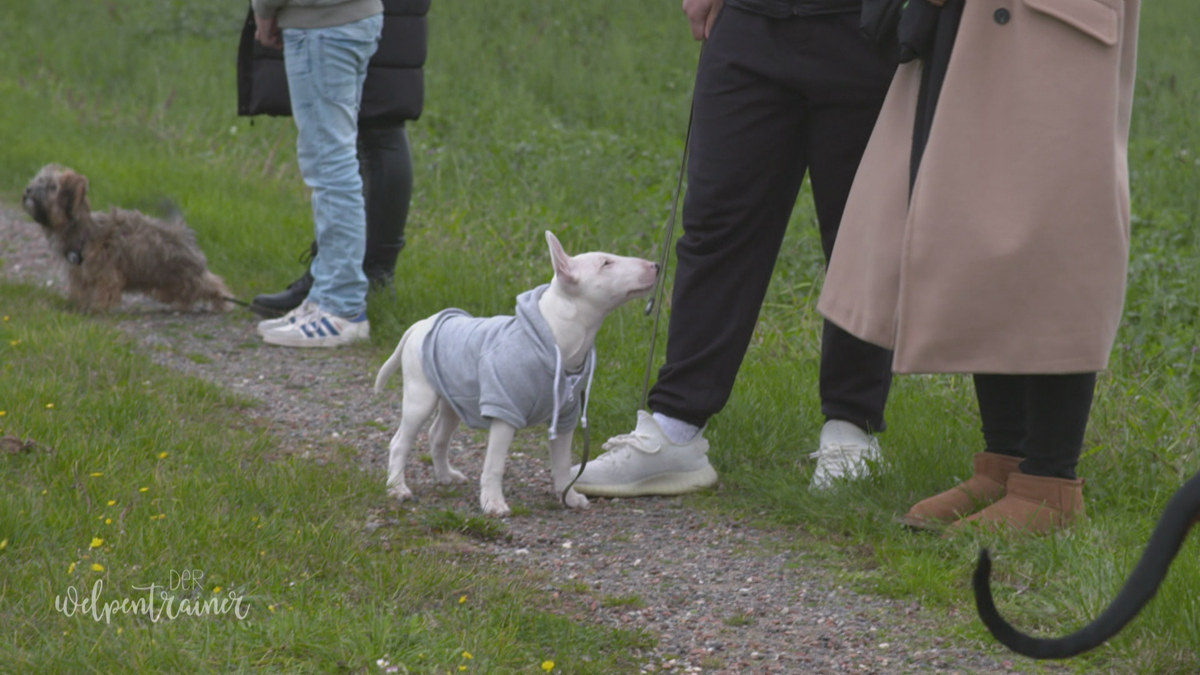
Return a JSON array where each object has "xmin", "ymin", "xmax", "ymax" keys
[{"xmin": 260, "ymin": 304, "xmax": 369, "ymax": 348}]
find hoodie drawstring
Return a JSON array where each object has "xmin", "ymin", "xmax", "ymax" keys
[{"xmin": 549, "ymin": 346, "xmax": 596, "ymax": 441}]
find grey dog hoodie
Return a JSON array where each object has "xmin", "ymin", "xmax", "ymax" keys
[{"xmin": 421, "ymin": 284, "xmax": 595, "ymax": 439}]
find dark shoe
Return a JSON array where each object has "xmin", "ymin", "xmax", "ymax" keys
[
  {"xmin": 367, "ymin": 271, "xmax": 395, "ymax": 294},
  {"xmin": 250, "ymin": 271, "xmax": 313, "ymax": 318},
  {"xmin": 362, "ymin": 241, "xmax": 404, "ymax": 294}
]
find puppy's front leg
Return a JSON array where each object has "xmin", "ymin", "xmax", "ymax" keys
[
  {"xmin": 550, "ymin": 430, "xmax": 588, "ymax": 510},
  {"xmin": 479, "ymin": 419, "xmax": 516, "ymax": 517}
]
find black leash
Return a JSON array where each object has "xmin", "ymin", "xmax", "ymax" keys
[
  {"xmin": 640, "ymin": 43, "xmax": 701, "ymax": 411},
  {"xmin": 561, "ymin": 389, "xmax": 591, "ymax": 506},
  {"xmin": 223, "ymin": 295, "xmax": 257, "ymax": 310},
  {"xmin": 560, "ymin": 44, "xmax": 703, "ymax": 506}
]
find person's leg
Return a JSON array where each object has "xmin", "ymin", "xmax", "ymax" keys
[
  {"xmin": 251, "ymin": 120, "xmax": 411, "ymax": 314},
  {"xmin": 1020, "ymin": 373, "xmax": 1096, "ymax": 479},
  {"xmin": 953, "ymin": 373, "xmax": 1095, "ymax": 533},
  {"xmin": 359, "ymin": 122, "xmax": 413, "ymax": 289},
  {"xmin": 571, "ymin": 7, "xmax": 811, "ymax": 497},
  {"xmin": 806, "ymin": 14, "xmax": 895, "ymax": 435},
  {"xmin": 974, "ymin": 373, "xmax": 1027, "ymax": 457},
  {"xmin": 648, "ymin": 8, "xmax": 812, "ymax": 428},
  {"xmin": 797, "ymin": 12, "xmax": 896, "ymax": 487},
  {"xmin": 286, "ymin": 16, "xmax": 380, "ymax": 319},
  {"xmin": 261, "ymin": 15, "xmax": 381, "ymax": 347}
]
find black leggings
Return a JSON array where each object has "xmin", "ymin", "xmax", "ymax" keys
[
  {"xmin": 358, "ymin": 123, "xmax": 413, "ymax": 279},
  {"xmin": 973, "ymin": 373, "xmax": 1097, "ymax": 479}
]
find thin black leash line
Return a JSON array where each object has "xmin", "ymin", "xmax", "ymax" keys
[
  {"xmin": 561, "ymin": 43, "xmax": 703, "ymax": 507},
  {"xmin": 223, "ymin": 295, "xmax": 256, "ymax": 309},
  {"xmin": 639, "ymin": 81, "xmax": 695, "ymax": 412}
]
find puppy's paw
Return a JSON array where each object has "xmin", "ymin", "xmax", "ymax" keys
[
  {"xmin": 433, "ymin": 466, "xmax": 469, "ymax": 485},
  {"xmin": 563, "ymin": 489, "xmax": 589, "ymax": 510},
  {"xmin": 387, "ymin": 483, "xmax": 414, "ymax": 502},
  {"xmin": 480, "ymin": 493, "xmax": 511, "ymax": 518}
]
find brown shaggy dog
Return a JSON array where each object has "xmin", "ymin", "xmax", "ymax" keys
[{"xmin": 21, "ymin": 164, "xmax": 230, "ymax": 313}]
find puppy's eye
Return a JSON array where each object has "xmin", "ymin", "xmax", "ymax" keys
[{"xmin": 601, "ymin": 259, "xmax": 612, "ymax": 268}]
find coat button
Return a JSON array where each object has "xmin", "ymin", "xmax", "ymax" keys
[{"xmin": 994, "ymin": 8, "xmax": 1011, "ymax": 24}]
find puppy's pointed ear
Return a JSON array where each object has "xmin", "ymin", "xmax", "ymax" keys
[
  {"xmin": 57, "ymin": 171, "xmax": 90, "ymax": 220},
  {"xmin": 546, "ymin": 231, "xmax": 578, "ymax": 285}
]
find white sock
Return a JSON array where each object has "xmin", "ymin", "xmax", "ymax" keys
[{"xmin": 653, "ymin": 412, "xmax": 700, "ymax": 445}]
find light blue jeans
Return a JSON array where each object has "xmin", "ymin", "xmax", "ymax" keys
[{"xmin": 283, "ymin": 14, "xmax": 382, "ymax": 318}]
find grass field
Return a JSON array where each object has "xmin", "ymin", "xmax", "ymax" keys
[{"xmin": 1, "ymin": 1, "xmax": 1198, "ymax": 673}]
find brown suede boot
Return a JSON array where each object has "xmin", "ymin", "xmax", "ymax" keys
[
  {"xmin": 897, "ymin": 452, "xmax": 1023, "ymax": 530},
  {"xmin": 950, "ymin": 471, "xmax": 1086, "ymax": 534}
]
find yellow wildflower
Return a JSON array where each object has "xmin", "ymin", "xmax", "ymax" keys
[
  {"xmin": 90, "ymin": 537, "xmax": 103, "ymax": 548},
  {"xmin": 89, "ymin": 472, "xmax": 102, "ymax": 477},
  {"xmin": 105, "ymin": 518, "xmax": 112, "ymax": 525},
  {"xmin": 462, "ymin": 651, "xmax": 472, "ymax": 660},
  {"xmin": 68, "ymin": 562, "xmax": 76, "ymax": 574},
  {"xmin": 213, "ymin": 586, "xmax": 223, "ymax": 594},
  {"xmin": 107, "ymin": 500, "xmax": 116, "ymax": 506},
  {"xmin": 92, "ymin": 563, "xmax": 104, "ymax": 572},
  {"xmin": 542, "ymin": 662, "xmax": 555, "ymax": 673},
  {"xmin": 158, "ymin": 452, "xmax": 168, "ymax": 459},
  {"xmin": 459, "ymin": 595, "xmax": 467, "ymax": 604},
  {"xmin": 139, "ymin": 487, "xmax": 149, "ymax": 492},
  {"xmin": 0, "ymin": 539, "xmax": 7, "ymax": 550}
]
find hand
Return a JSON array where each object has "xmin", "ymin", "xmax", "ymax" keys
[
  {"xmin": 682, "ymin": 0, "xmax": 724, "ymax": 41},
  {"xmin": 254, "ymin": 14, "xmax": 282, "ymax": 49}
]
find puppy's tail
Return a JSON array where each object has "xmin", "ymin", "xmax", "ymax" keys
[{"xmin": 374, "ymin": 325, "xmax": 413, "ymax": 394}]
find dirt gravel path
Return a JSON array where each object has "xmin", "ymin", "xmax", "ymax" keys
[{"xmin": 1, "ymin": 205, "xmax": 1056, "ymax": 675}]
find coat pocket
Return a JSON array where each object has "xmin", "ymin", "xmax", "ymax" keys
[{"xmin": 1023, "ymin": 0, "xmax": 1120, "ymax": 46}]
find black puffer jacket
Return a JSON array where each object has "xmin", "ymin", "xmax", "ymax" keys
[{"xmin": 237, "ymin": 0, "xmax": 429, "ymax": 125}]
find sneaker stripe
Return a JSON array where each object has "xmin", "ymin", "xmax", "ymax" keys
[
  {"xmin": 301, "ymin": 324, "xmax": 314, "ymax": 338},
  {"xmin": 321, "ymin": 317, "xmax": 341, "ymax": 336}
]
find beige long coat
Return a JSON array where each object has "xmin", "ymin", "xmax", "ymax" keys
[{"xmin": 818, "ymin": 0, "xmax": 1140, "ymax": 374}]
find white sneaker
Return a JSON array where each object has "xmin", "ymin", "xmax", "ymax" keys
[
  {"xmin": 260, "ymin": 305, "xmax": 370, "ymax": 348},
  {"xmin": 808, "ymin": 419, "xmax": 883, "ymax": 490},
  {"xmin": 256, "ymin": 300, "xmax": 318, "ymax": 336},
  {"xmin": 568, "ymin": 410, "xmax": 718, "ymax": 497}
]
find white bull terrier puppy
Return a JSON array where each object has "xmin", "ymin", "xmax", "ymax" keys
[{"xmin": 374, "ymin": 231, "xmax": 659, "ymax": 516}]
